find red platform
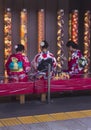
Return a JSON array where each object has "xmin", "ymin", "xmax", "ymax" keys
[
  {"xmin": 34, "ymin": 77, "xmax": 91, "ymax": 94},
  {"xmin": 0, "ymin": 81, "xmax": 34, "ymax": 96},
  {"xmin": 0, "ymin": 77, "xmax": 91, "ymax": 96}
]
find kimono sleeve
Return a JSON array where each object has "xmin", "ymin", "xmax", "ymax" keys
[
  {"xmin": 22, "ymin": 56, "xmax": 31, "ymax": 73},
  {"xmin": 31, "ymin": 54, "xmax": 40, "ymax": 70},
  {"xmin": 5, "ymin": 55, "xmax": 12, "ymax": 75}
]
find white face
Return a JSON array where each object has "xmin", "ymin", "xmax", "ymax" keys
[
  {"xmin": 69, "ymin": 46, "xmax": 73, "ymax": 52},
  {"xmin": 42, "ymin": 48, "xmax": 48, "ymax": 53}
]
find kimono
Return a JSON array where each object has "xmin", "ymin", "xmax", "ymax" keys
[
  {"xmin": 5, "ymin": 52, "xmax": 31, "ymax": 82},
  {"xmin": 32, "ymin": 51, "xmax": 57, "ymax": 78},
  {"xmin": 68, "ymin": 49, "xmax": 83, "ymax": 78}
]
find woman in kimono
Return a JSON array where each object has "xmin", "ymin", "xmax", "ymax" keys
[
  {"xmin": 32, "ymin": 40, "xmax": 57, "ymax": 79},
  {"xmin": 6, "ymin": 44, "xmax": 31, "ymax": 82},
  {"xmin": 66, "ymin": 40, "xmax": 84, "ymax": 78}
]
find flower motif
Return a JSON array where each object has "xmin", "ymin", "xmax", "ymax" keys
[
  {"xmin": 14, "ymin": 45, "xmax": 18, "ymax": 49},
  {"xmin": 40, "ymin": 41, "xmax": 45, "ymax": 47},
  {"xmin": 78, "ymin": 56, "xmax": 87, "ymax": 68}
]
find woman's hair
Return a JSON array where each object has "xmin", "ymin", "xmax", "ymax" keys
[
  {"xmin": 15, "ymin": 44, "xmax": 25, "ymax": 52},
  {"xmin": 40, "ymin": 40, "xmax": 49, "ymax": 49},
  {"xmin": 66, "ymin": 40, "xmax": 78, "ymax": 49}
]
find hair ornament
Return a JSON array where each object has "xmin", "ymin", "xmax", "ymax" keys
[
  {"xmin": 40, "ymin": 41, "xmax": 45, "ymax": 47},
  {"xmin": 14, "ymin": 45, "xmax": 18, "ymax": 49}
]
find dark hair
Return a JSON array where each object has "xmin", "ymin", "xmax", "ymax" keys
[
  {"xmin": 66, "ymin": 40, "xmax": 78, "ymax": 49},
  {"xmin": 40, "ymin": 40, "xmax": 49, "ymax": 49},
  {"xmin": 15, "ymin": 44, "xmax": 25, "ymax": 52}
]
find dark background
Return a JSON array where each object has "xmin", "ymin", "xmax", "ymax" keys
[{"xmin": 0, "ymin": 0, "xmax": 91, "ymax": 75}]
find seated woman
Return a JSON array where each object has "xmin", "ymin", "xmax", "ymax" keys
[
  {"xmin": 5, "ymin": 44, "xmax": 31, "ymax": 82},
  {"xmin": 32, "ymin": 40, "xmax": 57, "ymax": 79},
  {"xmin": 66, "ymin": 40, "xmax": 86, "ymax": 78}
]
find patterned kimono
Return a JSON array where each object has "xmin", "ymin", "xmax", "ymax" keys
[
  {"xmin": 68, "ymin": 50, "xmax": 83, "ymax": 78},
  {"xmin": 5, "ymin": 52, "xmax": 31, "ymax": 82},
  {"xmin": 32, "ymin": 51, "xmax": 57, "ymax": 78}
]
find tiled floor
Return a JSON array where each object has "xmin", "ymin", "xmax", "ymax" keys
[
  {"xmin": 0, "ymin": 94, "xmax": 91, "ymax": 129},
  {"xmin": 0, "ymin": 110, "xmax": 91, "ymax": 130}
]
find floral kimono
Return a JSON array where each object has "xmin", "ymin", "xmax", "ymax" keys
[
  {"xmin": 6, "ymin": 52, "xmax": 31, "ymax": 82},
  {"xmin": 32, "ymin": 51, "xmax": 57, "ymax": 78},
  {"xmin": 68, "ymin": 50, "xmax": 84, "ymax": 78}
]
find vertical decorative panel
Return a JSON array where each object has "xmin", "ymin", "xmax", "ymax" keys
[
  {"xmin": 57, "ymin": 9, "xmax": 64, "ymax": 71},
  {"xmin": 69, "ymin": 10, "xmax": 78, "ymax": 44},
  {"xmin": 4, "ymin": 8, "xmax": 12, "ymax": 76},
  {"xmin": 84, "ymin": 11, "xmax": 91, "ymax": 73},
  {"xmin": 20, "ymin": 9, "xmax": 27, "ymax": 52},
  {"xmin": 68, "ymin": 13, "xmax": 72, "ymax": 41},
  {"xmin": 38, "ymin": 9, "xmax": 45, "ymax": 52},
  {"xmin": 71, "ymin": 10, "xmax": 78, "ymax": 43}
]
